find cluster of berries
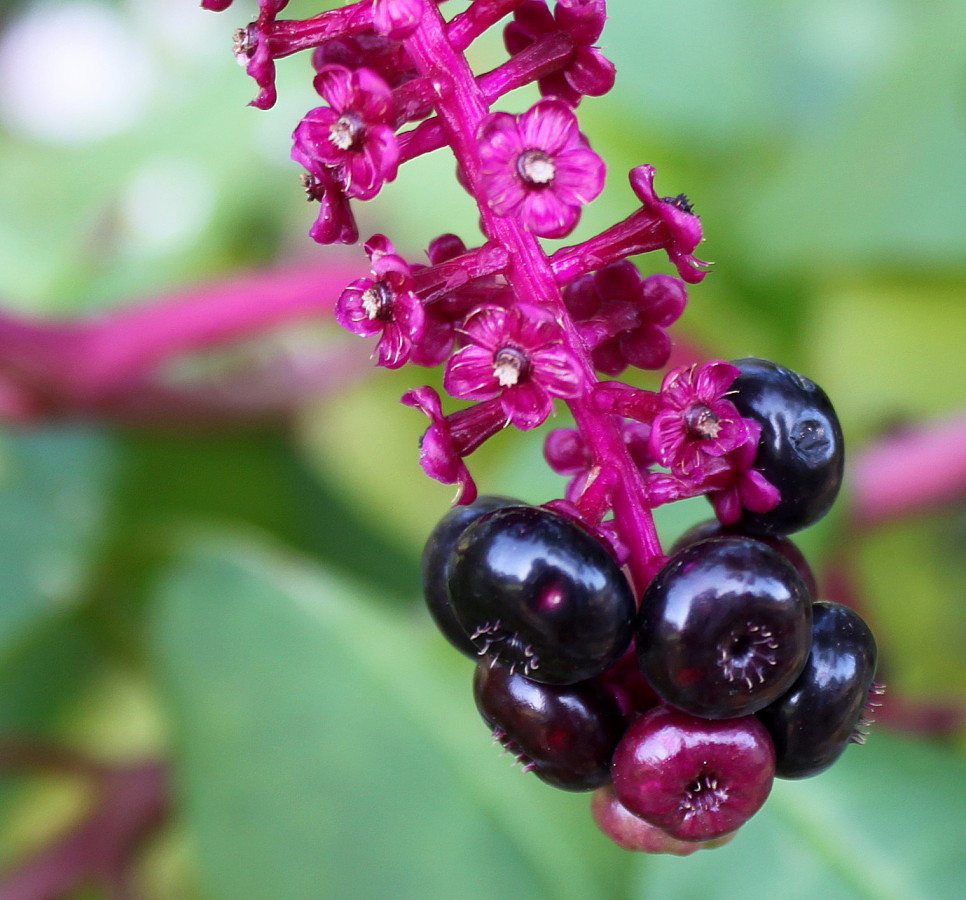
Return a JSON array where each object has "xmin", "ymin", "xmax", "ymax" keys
[
  {"xmin": 203, "ymin": 0, "xmax": 883, "ymax": 853},
  {"xmin": 422, "ymin": 359, "xmax": 882, "ymax": 852}
]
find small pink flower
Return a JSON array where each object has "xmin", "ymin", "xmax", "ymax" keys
[
  {"xmin": 545, "ymin": 420, "xmax": 653, "ymax": 502},
  {"xmin": 292, "ymin": 65, "xmax": 399, "ymax": 201},
  {"xmin": 444, "ymin": 303, "xmax": 583, "ymax": 430},
  {"xmin": 372, "ymin": 0, "xmax": 423, "ymax": 40},
  {"xmin": 478, "ymin": 98, "xmax": 605, "ymax": 238},
  {"xmin": 336, "ymin": 235, "xmax": 424, "ymax": 369},
  {"xmin": 300, "ymin": 169, "xmax": 358, "ymax": 245},
  {"xmin": 649, "ymin": 361, "xmax": 750, "ymax": 475},
  {"xmin": 564, "ymin": 262, "xmax": 688, "ymax": 375},
  {"xmin": 706, "ymin": 421, "xmax": 781, "ymax": 524},
  {"xmin": 504, "ymin": 0, "xmax": 615, "ymax": 106},
  {"xmin": 230, "ymin": 2, "xmax": 290, "ymax": 109},
  {"xmin": 402, "ymin": 387, "xmax": 510, "ymax": 504},
  {"xmin": 628, "ymin": 165, "xmax": 708, "ymax": 283}
]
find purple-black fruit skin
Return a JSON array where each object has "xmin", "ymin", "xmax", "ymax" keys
[
  {"xmin": 448, "ymin": 505, "xmax": 635, "ymax": 685},
  {"xmin": 671, "ymin": 518, "xmax": 818, "ymax": 599},
  {"xmin": 636, "ymin": 536, "xmax": 813, "ymax": 718},
  {"xmin": 421, "ymin": 495, "xmax": 520, "ymax": 658},
  {"xmin": 729, "ymin": 357, "xmax": 844, "ymax": 535},
  {"xmin": 758, "ymin": 600, "xmax": 878, "ymax": 779},
  {"xmin": 474, "ymin": 661, "xmax": 624, "ymax": 791},
  {"xmin": 611, "ymin": 705, "xmax": 776, "ymax": 842}
]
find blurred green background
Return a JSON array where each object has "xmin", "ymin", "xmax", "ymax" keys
[{"xmin": 0, "ymin": 0, "xmax": 964, "ymax": 897}]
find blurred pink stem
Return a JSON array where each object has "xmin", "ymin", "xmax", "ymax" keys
[
  {"xmin": 850, "ymin": 410, "xmax": 966, "ymax": 525},
  {"xmin": 0, "ymin": 259, "xmax": 363, "ymax": 422}
]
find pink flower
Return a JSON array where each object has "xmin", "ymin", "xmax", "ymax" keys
[
  {"xmin": 545, "ymin": 420, "xmax": 653, "ymax": 502},
  {"xmin": 229, "ymin": 2, "xmax": 290, "ymax": 109},
  {"xmin": 336, "ymin": 235, "xmax": 424, "ymax": 369},
  {"xmin": 649, "ymin": 361, "xmax": 750, "ymax": 475},
  {"xmin": 401, "ymin": 387, "xmax": 510, "ymax": 504},
  {"xmin": 300, "ymin": 169, "xmax": 358, "ymax": 245},
  {"xmin": 504, "ymin": 0, "xmax": 615, "ymax": 106},
  {"xmin": 372, "ymin": 0, "xmax": 423, "ymax": 40},
  {"xmin": 444, "ymin": 303, "xmax": 583, "ymax": 430},
  {"xmin": 628, "ymin": 165, "xmax": 709, "ymax": 283},
  {"xmin": 706, "ymin": 421, "xmax": 781, "ymax": 525},
  {"xmin": 477, "ymin": 98, "xmax": 605, "ymax": 238},
  {"xmin": 292, "ymin": 66, "xmax": 399, "ymax": 201},
  {"xmin": 563, "ymin": 262, "xmax": 688, "ymax": 374}
]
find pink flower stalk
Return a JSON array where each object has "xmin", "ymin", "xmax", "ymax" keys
[
  {"xmin": 504, "ymin": 0, "xmax": 615, "ymax": 106},
  {"xmin": 649, "ymin": 361, "xmax": 750, "ymax": 475},
  {"xmin": 477, "ymin": 98, "xmax": 605, "ymax": 238},
  {"xmin": 293, "ymin": 65, "xmax": 400, "ymax": 201},
  {"xmin": 564, "ymin": 262, "xmax": 688, "ymax": 375},
  {"xmin": 401, "ymin": 386, "xmax": 509, "ymax": 504},
  {"xmin": 336, "ymin": 235, "xmax": 424, "ymax": 368},
  {"xmin": 444, "ymin": 303, "xmax": 583, "ymax": 430}
]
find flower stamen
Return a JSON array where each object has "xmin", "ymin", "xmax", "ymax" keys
[
  {"xmin": 361, "ymin": 281, "xmax": 394, "ymax": 321},
  {"xmin": 517, "ymin": 149, "xmax": 556, "ymax": 186},
  {"xmin": 493, "ymin": 346, "xmax": 529, "ymax": 386},
  {"xmin": 330, "ymin": 112, "xmax": 365, "ymax": 151}
]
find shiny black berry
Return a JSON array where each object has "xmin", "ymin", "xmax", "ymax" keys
[
  {"xmin": 448, "ymin": 505, "xmax": 635, "ymax": 684},
  {"xmin": 636, "ymin": 536, "xmax": 812, "ymax": 718},
  {"xmin": 729, "ymin": 357, "xmax": 844, "ymax": 535},
  {"xmin": 758, "ymin": 600, "xmax": 880, "ymax": 778},
  {"xmin": 421, "ymin": 495, "xmax": 520, "ymax": 657},
  {"xmin": 611, "ymin": 705, "xmax": 775, "ymax": 842},
  {"xmin": 671, "ymin": 518, "xmax": 818, "ymax": 599},
  {"xmin": 474, "ymin": 660, "xmax": 624, "ymax": 791}
]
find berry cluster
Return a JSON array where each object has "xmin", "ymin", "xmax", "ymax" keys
[
  {"xmin": 204, "ymin": 0, "xmax": 883, "ymax": 853},
  {"xmin": 423, "ymin": 360, "xmax": 881, "ymax": 851}
]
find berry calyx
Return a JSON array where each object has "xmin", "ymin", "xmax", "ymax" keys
[
  {"xmin": 448, "ymin": 505, "xmax": 635, "ymax": 684},
  {"xmin": 758, "ymin": 600, "xmax": 880, "ymax": 778},
  {"xmin": 611, "ymin": 705, "xmax": 775, "ymax": 842},
  {"xmin": 421, "ymin": 495, "xmax": 521, "ymax": 657},
  {"xmin": 474, "ymin": 660, "xmax": 624, "ymax": 791},
  {"xmin": 728, "ymin": 357, "xmax": 844, "ymax": 535},
  {"xmin": 636, "ymin": 536, "xmax": 812, "ymax": 718}
]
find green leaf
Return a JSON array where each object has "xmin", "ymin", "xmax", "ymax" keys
[
  {"xmin": 152, "ymin": 536, "xmax": 627, "ymax": 900},
  {"xmin": 0, "ymin": 427, "xmax": 115, "ymax": 663},
  {"xmin": 636, "ymin": 732, "xmax": 966, "ymax": 899}
]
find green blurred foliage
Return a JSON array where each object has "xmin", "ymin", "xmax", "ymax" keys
[{"xmin": 0, "ymin": 0, "xmax": 963, "ymax": 897}]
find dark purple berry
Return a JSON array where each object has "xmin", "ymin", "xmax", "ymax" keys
[
  {"xmin": 637, "ymin": 536, "xmax": 812, "ymax": 718},
  {"xmin": 611, "ymin": 705, "xmax": 775, "ymax": 842},
  {"xmin": 474, "ymin": 660, "xmax": 624, "ymax": 791},
  {"xmin": 728, "ymin": 357, "xmax": 844, "ymax": 535},
  {"xmin": 758, "ymin": 600, "xmax": 880, "ymax": 778},
  {"xmin": 671, "ymin": 518, "xmax": 818, "ymax": 599},
  {"xmin": 591, "ymin": 785, "xmax": 736, "ymax": 854},
  {"xmin": 449, "ymin": 505, "xmax": 635, "ymax": 684},
  {"xmin": 421, "ymin": 495, "xmax": 520, "ymax": 657}
]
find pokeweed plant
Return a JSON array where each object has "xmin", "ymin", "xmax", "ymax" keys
[{"xmin": 202, "ymin": 0, "xmax": 883, "ymax": 853}]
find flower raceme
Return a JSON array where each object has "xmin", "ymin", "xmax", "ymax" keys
[
  {"xmin": 201, "ymin": 0, "xmax": 866, "ymax": 855},
  {"xmin": 204, "ymin": 0, "xmax": 764, "ymax": 577}
]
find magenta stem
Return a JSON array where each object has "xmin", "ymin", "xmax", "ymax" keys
[
  {"xmin": 403, "ymin": 1, "xmax": 663, "ymax": 592},
  {"xmin": 0, "ymin": 262, "xmax": 358, "ymax": 403},
  {"xmin": 262, "ymin": 4, "xmax": 375, "ymax": 59},
  {"xmin": 446, "ymin": 0, "xmax": 527, "ymax": 52}
]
